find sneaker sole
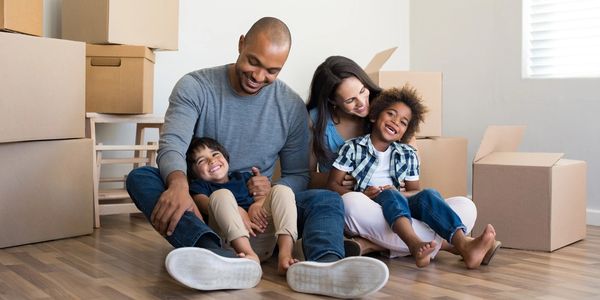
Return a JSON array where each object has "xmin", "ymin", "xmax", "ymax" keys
[
  {"xmin": 286, "ymin": 256, "xmax": 389, "ymax": 298},
  {"xmin": 165, "ymin": 247, "xmax": 262, "ymax": 290}
]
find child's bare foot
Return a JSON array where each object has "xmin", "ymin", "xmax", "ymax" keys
[
  {"xmin": 277, "ymin": 254, "xmax": 299, "ymax": 275},
  {"xmin": 237, "ymin": 252, "xmax": 261, "ymax": 265},
  {"xmin": 410, "ymin": 241, "xmax": 436, "ymax": 268},
  {"xmin": 461, "ymin": 224, "xmax": 496, "ymax": 269}
]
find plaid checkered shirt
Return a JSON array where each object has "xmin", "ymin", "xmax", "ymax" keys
[{"xmin": 332, "ymin": 134, "xmax": 419, "ymax": 192}]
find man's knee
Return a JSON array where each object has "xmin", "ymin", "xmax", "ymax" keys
[
  {"xmin": 126, "ymin": 166, "xmax": 160, "ymax": 188},
  {"xmin": 306, "ymin": 189, "xmax": 344, "ymax": 211}
]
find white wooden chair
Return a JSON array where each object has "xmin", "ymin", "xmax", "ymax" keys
[{"xmin": 86, "ymin": 113, "xmax": 164, "ymax": 227}]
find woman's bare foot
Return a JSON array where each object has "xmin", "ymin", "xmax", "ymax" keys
[
  {"xmin": 410, "ymin": 241, "xmax": 436, "ymax": 268},
  {"xmin": 277, "ymin": 254, "xmax": 299, "ymax": 275},
  {"xmin": 458, "ymin": 224, "xmax": 496, "ymax": 269},
  {"xmin": 440, "ymin": 239, "xmax": 460, "ymax": 255}
]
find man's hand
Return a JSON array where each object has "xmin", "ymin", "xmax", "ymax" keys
[
  {"xmin": 150, "ymin": 171, "xmax": 199, "ymax": 236},
  {"xmin": 247, "ymin": 167, "xmax": 271, "ymax": 197},
  {"xmin": 248, "ymin": 202, "xmax": 268, "ymax": 231}
]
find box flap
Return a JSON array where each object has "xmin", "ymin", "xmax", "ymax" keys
[
  {"xmin": 477, "ymin": 152, "xmax": 564, "ymax": 167},
  {"xmin": 474, "ymin": 125, "xmax": 526, "ymax": 162},
  {"xmin": 364, "ymin": 47, "xmax": 397, "ymax": 74},
  {"xmin": 86, "ymin": 44, "xmax": 155, "ymax": 62}
]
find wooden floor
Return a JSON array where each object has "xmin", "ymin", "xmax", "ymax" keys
[{"xmin": 2, "ymin": 214, "xmax": 600, "ymax": 299}]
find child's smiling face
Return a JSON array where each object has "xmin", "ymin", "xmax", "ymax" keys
[
  {"xmin": 372, "ymin": 102, "xmax": 412, "ymax": 144},
  {"xmin": 191, "ymin": 147, "xmax": 230, "ymax": 184}
]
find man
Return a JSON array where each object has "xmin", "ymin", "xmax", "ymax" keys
[{"xmin": 126, "ymin": 17, "xmax": 389, "ymax": 298}]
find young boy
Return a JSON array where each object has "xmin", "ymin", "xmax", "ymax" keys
[
  {"xmin": 327, "ymin": 86, "xmax": 499, "ymax": 269},
  {"xmin": 186, "ymin": 137, "xmax": 298, "ymax": 274}
]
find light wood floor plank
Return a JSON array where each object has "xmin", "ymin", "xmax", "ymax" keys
[{"xmin": 2, "ymin": 214, "xmax": 600, "ymax": 299}]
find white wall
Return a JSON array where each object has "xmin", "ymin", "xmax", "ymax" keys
[
  {"xmin": 152, "ymin": 0, "xmax": 409, "ymax": 117},
  {"xmin": 410, "ymin": 0, "xmax": 600, "ymax": 225},
  {"xmin": 42, "ymin": 0, "xmax": 409, "ymax": 185}
]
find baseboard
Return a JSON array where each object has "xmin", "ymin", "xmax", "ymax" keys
[
  {"xmin": 467, "ymin": 195, "xmax": 600, "ymax": 226},
  {"xmin": 587, "ymin": 209, "xmax": 600, "ymax": 226}
]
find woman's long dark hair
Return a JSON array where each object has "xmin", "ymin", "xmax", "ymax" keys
[{"xmin": 306, "ymin": 56, "xmax": 382, "ymax": 164}]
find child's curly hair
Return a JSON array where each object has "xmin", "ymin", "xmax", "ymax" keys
[{"xmin": 368, "ymin": 85, "xmax": 428, "ymax": 143}]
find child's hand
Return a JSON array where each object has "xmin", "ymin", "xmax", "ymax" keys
[
  {"xmin": 363, "ymin": 186, "xmax": 382, "ymax": 199},
  {"xmin": 247, "ymin": 167, "xmax": 271, "ymax": 198},
  {"xmin": 239, "ymin": 207, "xmax": 261, "ymax": 237},
  {"xmin": 382, "ymin": 185, "xmax": 397, "ymax": 191},
  {"xmin": 248, "ymin": 202, "xmax": 268, "ymax": 231}
]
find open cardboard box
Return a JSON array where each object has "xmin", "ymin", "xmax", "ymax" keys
[
  {"xmin": 365, "ymin": 47, "xmax": 442, "ymax": 138},
  {"xmin": 472, "ymin": 125, "xmax": 586, "ymax": 251}
]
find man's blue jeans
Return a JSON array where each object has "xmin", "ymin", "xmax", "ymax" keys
[
  {"xmin": 126, "ymin": 166, "xmax": 346, "ymax": 261},
  {"xmin": 372, "ymin": 188, "xmax": 466, "ymax": 243}
]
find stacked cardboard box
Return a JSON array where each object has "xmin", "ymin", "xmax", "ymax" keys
[
  {"xmin": 62, "ymin": 0, "xmax": 179, "ymax": 114},
  {"xmin": 0, "ymin": 0, "xmax": 43, "ymax": 36},
  {"xmin": 0, "ymin": 32, "xmax": 93, "ymax": 248},
  {"xmin": 365, "ymin": 48, "xmax": 468, "ymax": 198}
]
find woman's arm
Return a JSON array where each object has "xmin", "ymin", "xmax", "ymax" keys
[{"xmin": 401, "ymin": 180, "xmax": 421, "ymax": 197}]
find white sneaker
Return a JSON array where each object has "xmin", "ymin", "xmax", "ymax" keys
[
  {"xmin": 286, "ymin": 256, "xmax": 389, "ymax": 298},
  {"xmin": 165, "ymin": 247, "xmax": 262, "ymax": 290}
]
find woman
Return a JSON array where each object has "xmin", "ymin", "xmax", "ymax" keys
[{"xmin": 306, "ymin": 56, "xmax": 497, "ymax": 264}]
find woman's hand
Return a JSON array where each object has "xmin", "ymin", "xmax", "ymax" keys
[
  {"xmin": 398, "ymin": 180, "xmax": 406, "ymax": 192},
  {"xmin": 341, "ymin": 173, "xmax": 357, "ymax": 191}
]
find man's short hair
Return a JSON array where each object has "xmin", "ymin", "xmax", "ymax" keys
[{"xmin": 245, "ymin": 16, "xmax": 291, "ymax": 47}]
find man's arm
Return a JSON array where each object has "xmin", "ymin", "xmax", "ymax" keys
[
  {"xmin": 151, "ymin": 170, "xmax": 201, "ymax": 236},
  {"xmin": 275, "ymin": 106, "xmax": 310, "ymax": 193},
  {"xmin": 152, "ymin": 75, "xmax": 204, "ymax": 235}
]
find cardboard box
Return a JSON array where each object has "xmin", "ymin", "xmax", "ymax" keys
[
  {"xmin": 62, "ymin": 0, "xmax": 179, "ymax": 50},
  {"xmin": 0, "ymin": 32, "xmax": 85, "ymax": 144},
  {"xmin": 415, "ymin": 137, "xmax": 467, "ymax": 198},
  {"xmin": 86, "ymin": 44, "xmax": 155, "ymax": 114},
  {"xmin": 0, "ymin": 0, "xmax": 42, "ymax": 36},
  {"xmin": 0, "ymin": 139, "xmax": 94, "ymax": 248},
  {"xmin": 472, "ymin": 126, "xmax": 587, "ymax": 251},
  {"xmin": 365, "ymin": 47, "xmax": 442, "ymax": 137}
]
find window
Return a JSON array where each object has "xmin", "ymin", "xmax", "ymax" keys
[{"xmin": 523, "ymin": 0, "xmax": 600, "ymax": 78}]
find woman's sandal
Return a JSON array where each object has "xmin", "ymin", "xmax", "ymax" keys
[{"xmin": 481, "ymin": 240, "xmax": 502, "ymax": 265}]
